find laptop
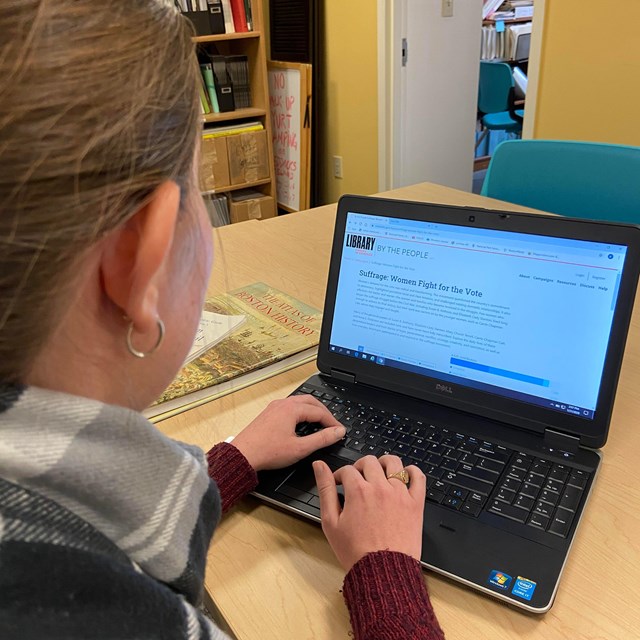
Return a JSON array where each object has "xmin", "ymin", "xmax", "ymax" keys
[{"xmin": 253, "ymin": 194, "xmax": 640, "ymax": 612}]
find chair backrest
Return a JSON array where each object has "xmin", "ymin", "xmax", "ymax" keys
[
  {"xmin": 481, "ymin": 140, "xmax": 640, "ymax": 223},
  {"xmin": 478, "ymin": 61, "xmax": 515, "ymax": 115}
]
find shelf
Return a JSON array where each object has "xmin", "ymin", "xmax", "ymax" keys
[
  {"xmin": 193, "ymin": 31, "xmax": 260, "ymax": 44},
  {"xmin": 202, "ymin": 108, "xmax": 267, "ymax": 124},
  {"xmin": 201, "ymin": 178, "xmax": 272, "ymax": 196},
  {"xmin": 483, "ymin": 17, "xmax": 532, "ymax": 25}
]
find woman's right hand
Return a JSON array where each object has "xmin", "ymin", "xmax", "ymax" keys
[{"xmin": 312, "ymin": 455, "xmax": 426, "ymax": 572}]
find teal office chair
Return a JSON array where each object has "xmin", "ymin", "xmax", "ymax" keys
[
  {"xmin": 481, "ymin": 140, "xmax": 640, "ymax": 223},
  {"xmin": 478, "ymin": 61, "xmax": 524, "ymax": 136}
]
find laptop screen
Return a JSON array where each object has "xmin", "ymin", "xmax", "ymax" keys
[{"xmin": 328, "ymin": 211, "xmax": 627, "ymax": 421}]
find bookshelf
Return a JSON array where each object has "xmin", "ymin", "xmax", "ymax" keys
[{"xmin": 191, "ymin": 0, "xmax": 277, "ymax": 223}]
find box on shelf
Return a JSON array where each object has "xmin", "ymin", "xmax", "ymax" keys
[
  {"xmin": 199, "ymin": 136, "xmax": 230, "ymax": 192},
  {"xmin": 227, "ymin": 130, "xmax": 270, "ymax": 185},
  {"xmin": 229, "ymin": 190, "xmax": 275, "ymax": 224}
]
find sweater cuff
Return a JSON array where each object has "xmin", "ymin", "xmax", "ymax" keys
[
  {"xmin": 343, "ymin": 551, "xmax": 445, "ymax": 640},
  {"xmin": 206, "ymin": 442, "xmax": 258, "ymax": 513}
]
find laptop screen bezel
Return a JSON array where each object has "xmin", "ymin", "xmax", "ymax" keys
[{"xmin": 317, "ymin": 195, "xmax": 640, "ymax": 449}]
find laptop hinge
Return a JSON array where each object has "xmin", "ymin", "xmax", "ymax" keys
[
  {"xmin": 330, "ymin": 369, "xmax": 356, "ymax": 384},
  {"xmin": 543, "ymin": 429, "xmax": 580, "ymax": 457}
]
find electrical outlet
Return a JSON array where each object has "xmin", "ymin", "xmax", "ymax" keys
[
  {"xmin": 442, "ymin": 0, "xmax": 454, "ymax": 18},
  {"xmin": 333, "ymin": 155, "xmax": 343, "ymax": 179}
]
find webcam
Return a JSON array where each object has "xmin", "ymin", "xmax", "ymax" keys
[{"xmin": 468, "ymin": 215, "xmax": 475, "ymax": 222}]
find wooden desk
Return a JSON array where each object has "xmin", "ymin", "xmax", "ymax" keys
[{"xmin": 159, "ymin": 183, "xmax": 640, "ymax": 640}]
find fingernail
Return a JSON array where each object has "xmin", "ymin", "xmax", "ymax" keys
[
  {"xmin": 334, "ymin": 425, "xmax": 347, "ymax": 439},
  {"xmin": 312, "ymin": 461, "xmax": 320, "ymax": 472}
]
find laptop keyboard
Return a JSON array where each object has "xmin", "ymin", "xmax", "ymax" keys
[{"xmin": 291, "ymin": 385, "xmax": 590, "ymax": 539}]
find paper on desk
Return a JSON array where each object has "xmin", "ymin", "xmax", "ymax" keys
[{"xmin": 185, "ymin": 310, "xmax": 246, "ymax": 365}]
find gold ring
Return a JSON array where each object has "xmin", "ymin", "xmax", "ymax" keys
[{"xmin": 386, "ymin": 469, "xmax": 410, "ymax": 485}]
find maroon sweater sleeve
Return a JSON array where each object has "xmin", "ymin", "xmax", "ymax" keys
[
  {"xmin": 343, "ymin": 551, "xmax": 445, "ymax": 640},
  {"xmin": 206, "ymin": 442, "xmax": 258, "ymax": 513}
]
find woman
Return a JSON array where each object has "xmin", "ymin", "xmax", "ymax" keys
[{"xmin": 0, "ymin": 2, "xmax": 444, "ymax": 638}]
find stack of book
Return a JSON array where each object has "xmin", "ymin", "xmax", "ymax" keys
[
  {"xmin": 203, "ymin": 193, "xmax": 230, "ymax": 227},
  {"xmin": 176, "ymin": 0, "xmax": 253, "ymax": 34},
  {"xmin": 198, "ymin": 55, "xmax": 251, "ymax": 114}
]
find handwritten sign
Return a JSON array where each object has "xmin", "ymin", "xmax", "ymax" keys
[{"xmin": 269, "ymin": 65, "xmax": 304, "ymax": 211}]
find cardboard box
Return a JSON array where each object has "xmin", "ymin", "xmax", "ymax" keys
[
  {"xmin": 229, "ymin": 193, "xmax": 276, "ymax": 224},
  {"xmin": 227, "ymin": 130, "xmax": 270, "ymax": 185},
  {"xmin": 199, "ymin": 136, "xmax": 230, "ymax": 192}
]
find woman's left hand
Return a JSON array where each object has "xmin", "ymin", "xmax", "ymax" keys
[{"xmin": 231, "ymin": 395, "xmax": 346, "ymax": 472}]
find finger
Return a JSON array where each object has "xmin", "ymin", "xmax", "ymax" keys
[
  {"xmin": 351, "ymin": 455, "xmax": 387, "ymax": 484},
  {"xmin": 405, "ymin": 464, "xmax": 426, "ymax": 500},
  {"xmin": 377, "ymin": 454, "xmax": 404, "ymax": 477},
  {"xmin": 312, "ymin": 460, "xmax": 340, "ymax": 528},
  {"xmin": 292, "ymin": 402, "xmax": 342, "ymax": 429},
  {"xmin": 333, "ymin": 464, "xmax": 367, "ymax": 494},
  {"xmin": 296, "ymin": 424, "xmax": 346, "ymax": 457}
]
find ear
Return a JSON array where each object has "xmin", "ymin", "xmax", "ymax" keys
[{"xmin": 100, "ymin": 181, "xmax": 181, "ymax": 334}]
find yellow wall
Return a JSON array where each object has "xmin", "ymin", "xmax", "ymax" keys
[
  {"xmin": 320, "ymin": 1, "xmax": 378, "ymax": 204},
  {"xmin": 533, "ymin": 0, "xmax": 640, "ymax": 145}
]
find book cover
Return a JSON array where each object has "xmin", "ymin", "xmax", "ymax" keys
[
  {"xmin": 229, "ymin": 0, "xmax": 248, "ymax": 32},
  {"xmin": 146, "ymin": 282, "xmax": 321, "ymax": 420}
]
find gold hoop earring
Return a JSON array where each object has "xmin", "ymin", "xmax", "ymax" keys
[{"xmin": 126, "ymin": 318, "xmax": 165, "ymax": 359}]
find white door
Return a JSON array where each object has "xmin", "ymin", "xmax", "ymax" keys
[{"xmin": 388, "ymin": 0, "xmax": 483, "ymax": 191}]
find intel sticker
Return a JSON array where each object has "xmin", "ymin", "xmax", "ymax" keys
[
  {"xmin": 512, "ymin": 576, "xmax": 537, "ymax": 601},
  {"xmin": 488, "ymin": 570, "xmax": 512, "ymax": 591}
]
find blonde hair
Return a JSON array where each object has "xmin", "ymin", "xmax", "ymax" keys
[{"xmin": 0, "ymin": 0, "xmax": 201, "ymax": 382}]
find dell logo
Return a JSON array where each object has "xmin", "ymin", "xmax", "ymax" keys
[{"xmin": 436, "ymin": 383, "xmax": 453, "ymax": 394}]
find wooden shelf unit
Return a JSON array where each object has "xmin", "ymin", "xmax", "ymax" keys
[{"xmin": 194, "ymin": 0, "xmax": 276, "ymax": 222}]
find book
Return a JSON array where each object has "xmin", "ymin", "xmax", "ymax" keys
[
  {"xmin": 220, "ymin": 0, "xmax": 235, "ymax": 33},
  {"xmin": 185, "ymin": 309, "xmax": 245, "ymax": 364},
  {"xmin": 229, "ymin": 0, "xmax": 248, "ymax": 32},
  {"xmin": 200, "ymin": 62, "xmax": 220, "ymax": 113},
  {"xmin": 145, "ymin": 282, "xmax": 322, "ymax": 421}
]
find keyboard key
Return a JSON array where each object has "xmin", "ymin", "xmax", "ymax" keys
[
  {"xmin": 476, "ymin": 446, "xmax": 510, "ymax": 464},
  {"xmin": 548, "ymin": 508, "xmax": 574, "ymax": 538},
  {"xmin": 512, "ymin": 453, "xmax": 533, "ymax": 470},
  {"xmin": 488, "ymin": 500, "xmax": 527, "ymax": 523},
  {"xmin": 539, "ymin": 489, "xmax": 559, "ymax": 506},
  {"xmin": 549, "ymin": 464, "xmax": 570, "ymax": 483},
  {"xmin": 467, "ymin": 492, "xmax": 487, "ymax": 506},
  {"xmin": 558, "ymin": 485, "xmax": 583, "ymax": 512},
  {"xmin": 444, "ymin": 496, "xmax": 463, "ymax": 510},
  {"xmin": 530, "ymin": 461, "xmax": 551, "ymax": 477},
  {"xmin": 449, "ymin": 487, "xmax": 469, "ymax": 500},
  {"xmin": 409, "ymin": 447, "xmax": 426, "ymax": 461},
  {"xmin": 502, "ymin": 477, "xmax": 522, "ymax": 493},
  {"xmin": 396, "ymin": 433, "xmax": 415, "ymax": 446},
  {"xmin": 458, "ymin": 452, "xmax": 479, "ymax": 466},
  {"xmin": 514, "ymin": 494, "xmax": 534, "ymax": 512},
  {"xmin": 427, "ymin": 489, "xmax": 446, "ymax": 504},
  {"xmin": 524, "ymin": 472, "xmax": 543, "ymax": 488},
  {"xmin": 477, "ymin": 457, "xmax": 503, "ymax": 474},
  {"xmin": 347, "ymin": 439, "xmax": 366, "ymax": 452},
  {"xmin": 542, "ymin": 478, "xmax": 563, "ymax": 494},
  {"xmin": 519, "ymin": 483, "xmax": 540, "ymax": 499},
  {"xmin": 533, "ymin": 501, "xmax": 554, "ymax": 518},
  {"xmin": 431, "ymin": 479, "xmax": 448, "ymax": 492},
  {"xmin": 444, "ymin": 448, "xmax": 462, "ymax": 461},
  {"xmin": 458, "ymin": 463, "xmax": 497, "ymax": 485},
  {"xmin": 528, "ymin": 513, "xmax": 550, "ymax": 531},
  {"xmin": 331, "ymin": 447, "xmax": 362, "ymax": 463},
  {"xmin": 567, "ymin": 470, "xmax": 588, "ymax": 489},
  {"xmin": 496, "ymin": 488, "xmax": 516, "ymax": 504},
  {"xmin": 441, "ymin": 471, "xmax": 491, "ymax": 495},
  {"xmin": 462, "ymin": 502, "xmax": 482, "ymax": 517},
  {"xmin": 441, "ymin": 459, "xmax": 459, "ymax": 472},
  {"xmin": 506, "ymin": 466, "xmax": 527, "ymax": 482}
]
